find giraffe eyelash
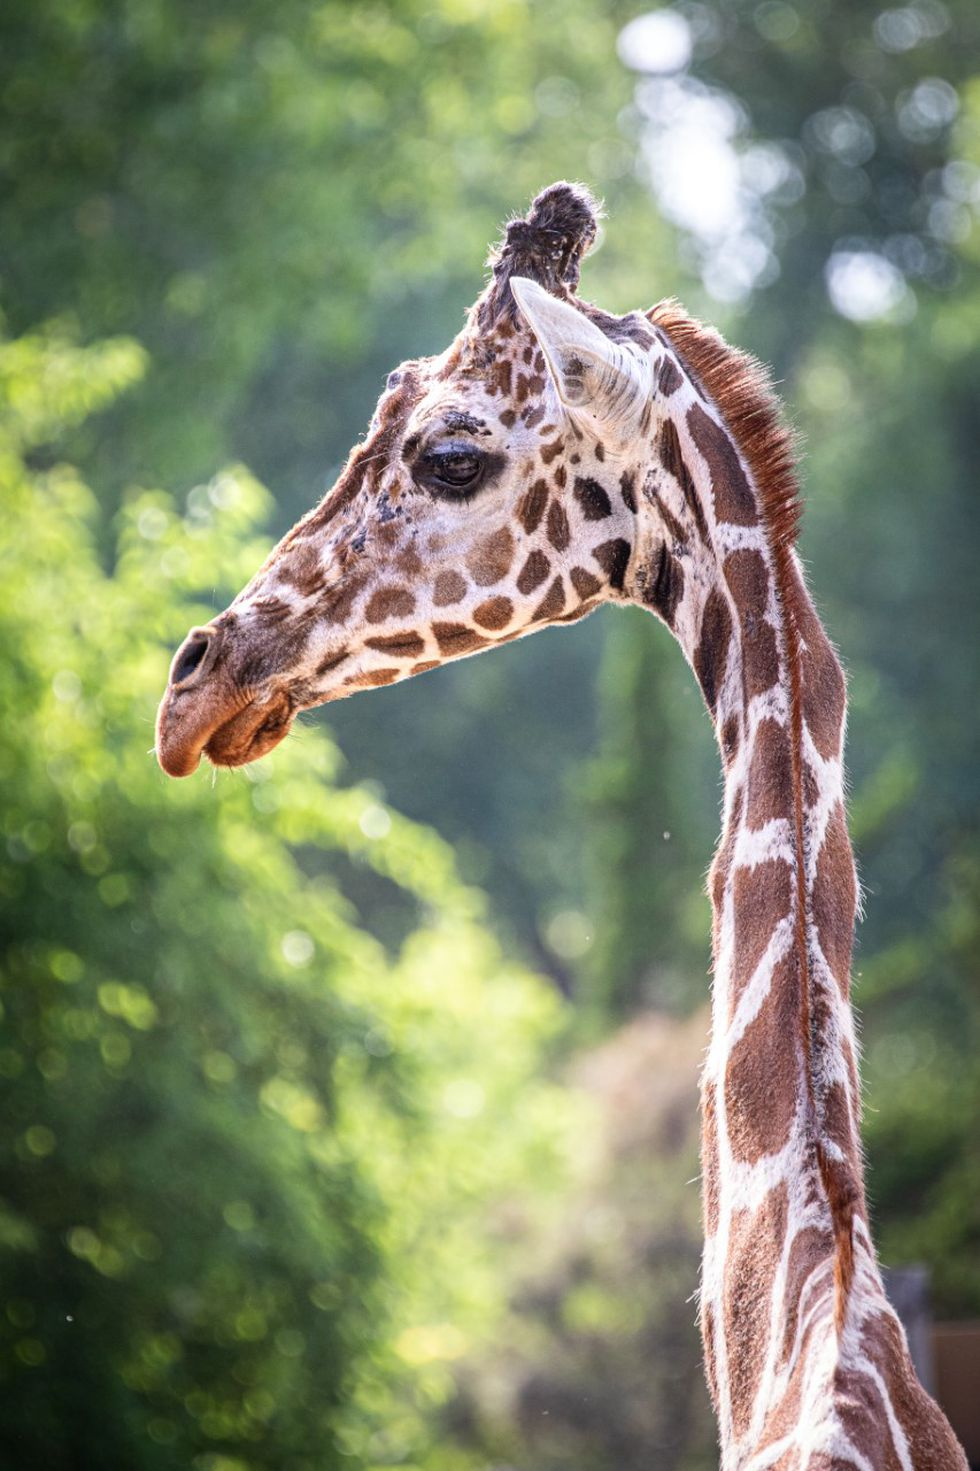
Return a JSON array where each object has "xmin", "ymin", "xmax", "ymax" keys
[{"xmin": 412, "ymin": 441, "xmax": 505, "ymax": 501}]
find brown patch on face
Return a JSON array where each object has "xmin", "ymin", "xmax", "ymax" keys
[
  {"xmin": 687, "ymin": 401, "xmax": 758, "ymax": 527},
  {"xmin": 658, "ymin": 355, "xmax": 683, "ymax": 395},
  {"xmin": 620, "ymin": 470, "xmax": 637, "ymax": 513},
  {"xmin": 540, "ymin": 437, "xmax": 564, "ymax": 465},
  {"xmin": 532, "ymin": 576, "xmax": 565, "ymax": 621},
  {"xmin": 397, "ymin": 546, "xmax": 424, "ymax": 576},
  {"xmin": 546, "ymin": 500, "xmax": 570, "ymax": 552},
  {"xmin": 344, "ymin": 667, "xmax": 400, "ymax": 689},
  {"xmin": 570, "ymin": 567, "xmax": 601, "ymax": 600},
  {"xmin": 746, "ymin": 718, "xmax": 793, "ymax": 829},
  {"xmin": 811, "ymin": 802, "xmax": 856, "ymax": 995},
  {"xmin": 432, "ymin": 622, "xmax": 490, "ymax": 657},
  {"xmin": 693, "ymin": 588, "xmax": 732, "ymax": 714},
  {"xmin": 281, "ymin": 543, "xmax": 327, "ymax": 597},
  {"xmin": 519, "ymin": 479, "xmax": 549, "ymax": 534},
  {"xmin": 473, "ymin": 596, "xmax": 513, "ymax": 631},
  {"xmin": 592, "ymin": 538, "xmax": 631, "ymax": 592},
  {"xmin": 316, "ymin": 649, "xmax": 350, "ymax": 676},
  {"xmin": 553, "ymin": 463, "xmax": 566, "ymax": 488},
  {"xmin": 492, "ymin": 358, "xmax": 512, "ymax": 397},
  {"xmin": 411, "ymin": 659, "xmax": 441, "ymax": 675},
  {"xmin": 433, "ymin": 570, "xmax": 467, "ymax": 607},
  {"xmin": 659, "ymin": 418, "xmax": 709, "ymax": 544},
  {"xmin": 516, "ymin": 372, "xmax": 545, "ymax": 404},
  {"xmin": 500, "ymin": 408, "xmax": 517, "ymax": 429},
  {"xmin": 724, "ymin": 1183, "xmax": 789, "ymax": 1440},
  {"xmin": 467, "ymin": 526, "xmax": 514, "ymax": 587},
  {"xmin": 642, "ymin": 541, "xmax": 685, "ymax": 626},
  {"xmin": 323, "ymin": 572, "xmax": 369, "ymax": 626},
  {"xmin": 731, "ymin": 858, "xmax": 794, "ymax": 1011},
  {"xmin": 594, "ymin": 441, "xmax": 605, "ymax": 463},
  {"xmin": 573, "ymin": 476, "xmax": 612, "ymax": 521},
  {"xmin": 364, "ymin": 631, "xmax": 426, "ymax": 659},
  {"xmin": 725, "ymin": 951, "xmax": 800, "ymax": 1163},
  {"xmin": 365, "ymin": 586, "xmax": 416, "ymax": 624},
  {"xmin": 251, "ymin": 596, "xmax": 292, "ymax": 626},
  {"xmin": 517, "ymin": 550, "xmax": 550, "ymax": 594},
  {"xmin": 524, "ymin": 405, "xmax": 546, "ymax": 430}
]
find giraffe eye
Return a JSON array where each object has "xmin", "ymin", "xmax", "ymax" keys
[{"xmin": 415, "ymin": 441, "xmax": 486, "ymax": 498}]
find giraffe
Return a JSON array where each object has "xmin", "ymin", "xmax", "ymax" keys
[{"xmin": 156, "ymin": 183, "xmax": 967, "ymax": 1470}]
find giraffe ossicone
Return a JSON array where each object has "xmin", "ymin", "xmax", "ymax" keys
[{"xmin": 156, "ymin": 182, "xmax": 966, "ymax": 1470}]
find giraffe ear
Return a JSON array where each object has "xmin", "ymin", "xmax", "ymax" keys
[{"xmin": 510, "ymin": 276, "xmax": 652, "ymax": 441}]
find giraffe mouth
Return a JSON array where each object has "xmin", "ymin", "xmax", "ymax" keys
[{"xmin": 156, "ymin": 682, "xmax": 295, "ymax": 777}]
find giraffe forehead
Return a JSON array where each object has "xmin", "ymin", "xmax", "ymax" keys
[{"xmin": 407, "ymin": 366, "xmax": 551, "ymax": 439}]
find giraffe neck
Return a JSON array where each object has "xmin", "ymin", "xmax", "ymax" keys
[{"xmin": 626, "ymin": 320, "xmax": 909, "ymax": 1465}]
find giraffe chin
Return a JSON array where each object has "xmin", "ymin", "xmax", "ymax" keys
[
  {"xmin": 204, "ymin": 696, "xmax": 295, "ymax": 771},
  {"xmin": 156, "ymin": 689, "xmax": 294, "ymax": 777}
]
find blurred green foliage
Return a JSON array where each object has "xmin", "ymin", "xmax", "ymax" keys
[
  {"xmin": 0, "ymin": 334, "xmax": 575, "ymax": 1468},
  {"xmin": 1, "ymin": 0, "xmax": 979, "ymax": 1467}
]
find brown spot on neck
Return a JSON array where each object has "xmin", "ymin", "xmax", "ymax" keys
[
  {"xmin": 693, "ymin": 589, "xmax": 732, "ymax": 714},
  {"xmin": 687, "ymin": 402, "xmax": 757, "ymax": 528},
  {"xmin": 659, "ymin": 419, "xmax": 709, "ymax": 544},
  {"xmin": 657, "ymin": 354, "xmax": 683, "ymax": 395}
]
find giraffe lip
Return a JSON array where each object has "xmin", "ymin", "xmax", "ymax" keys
[
  {"xmin": 204, "ymin": 693, "xmax": 295, "ymax": 769},
  {"xmin": 155, "ymin": 682, "xmax": 293, "ymax": 777}
]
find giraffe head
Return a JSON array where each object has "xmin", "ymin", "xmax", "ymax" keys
[{"xmin": 156, "ymin": 182, "xmax": 670, "ymax": 777}]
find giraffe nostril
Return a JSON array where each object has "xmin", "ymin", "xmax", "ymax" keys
[{"xmin": 171, "ymin": 634, "xmax": 210, "ymax": 686}]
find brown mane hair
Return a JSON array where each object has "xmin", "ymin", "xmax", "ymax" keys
[
  {"xmin": 649, "ymin": 300, "xmax": 858, "ymax": 1328},
  {"xmin": 647, "ymin": 300, "xmax": 802, "ymax": 556}
]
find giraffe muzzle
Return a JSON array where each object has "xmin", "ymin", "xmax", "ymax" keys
[{"xmin": 156, "ymin": 624, "xmax": 295, "ymax": 777}]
